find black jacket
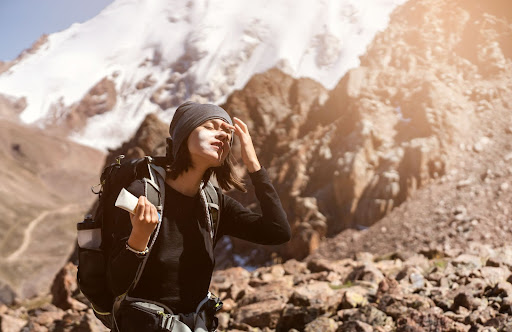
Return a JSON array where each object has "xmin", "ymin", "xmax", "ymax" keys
[{"xmin": 107, "ymin": 167, "xmax": 290, "ymax": 314}]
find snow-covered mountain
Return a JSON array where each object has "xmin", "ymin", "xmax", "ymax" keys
[{"xmin": 0, "ymin": 0, "xmax": 406, "ymax": 150}]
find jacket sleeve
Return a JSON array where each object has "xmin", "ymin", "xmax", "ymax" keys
[
  {"xmin": 107, "ymin": 207, "xmax": 145, "ymax": 296},
  {"xmin": 217, "ymin": 167, "xmax": 291, "ymax": 245}
]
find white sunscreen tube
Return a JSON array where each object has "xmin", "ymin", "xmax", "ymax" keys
[{"xmin": 115, "ymin": 188, "xmax": 139, "ymax": 214}]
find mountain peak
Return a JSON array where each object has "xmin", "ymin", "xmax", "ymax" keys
[{"xmin": 0, "ymin": 0, "xmax": 406, "ymax": 150}]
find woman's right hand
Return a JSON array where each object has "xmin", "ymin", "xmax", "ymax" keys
[{"xmin": 127, "ymin": 196, "xmax": 159, "ymax": 251}]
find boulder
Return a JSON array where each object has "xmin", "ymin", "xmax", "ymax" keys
[{"xmin": 50, "ymin": 263, "xmax": 87, "ymax": 311}]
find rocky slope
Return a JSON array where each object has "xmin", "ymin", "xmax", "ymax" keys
[
  {"xmin": 219, "ymin": 0, "xmax": 512, "ymax": 263},
  {"xmin": 309, "ymin": 0, "xmax": 512, "ymax": 261},
  {"xmin": 0, "ymin": 119, "xmax": 105, "ymax": 304},
  {"xmin": 3, "ymin": 242, "xmax": 512, "ymax": 331}
]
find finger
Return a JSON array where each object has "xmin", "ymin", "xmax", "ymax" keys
[
  {"xmin": 151, "ymin": 204, "xmax": 158, "ymax": 223},
  {"xmin": 221, "ymin": 122, "xmax": 236, "ymax": 131},
  {"xmin": 144, "ymin": 197, "xmax": 152, "ymax": 222},
  {"xmin": 233, "ymin": 117, "xmax": 248, "ymax": 132},
  {"xmin": 137, "ymin": 196, "xmax": 146, "ymax": 220},
  {"xmin": 233, "ymin": 124, "xmax": 244, "ymax": 138}
]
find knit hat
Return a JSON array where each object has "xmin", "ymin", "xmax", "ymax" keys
[{"xmin": 168, "ymin": 101, "xmax": 233, "ymax": 161}]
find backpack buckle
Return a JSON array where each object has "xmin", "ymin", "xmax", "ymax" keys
[{"xmin": 160, "ymin": 314, "xmax": 175, "ymax": 331}]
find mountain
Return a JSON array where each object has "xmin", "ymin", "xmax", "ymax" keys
[
  {"xmin": 83, "ymin": 0, "xmax": 512, "ymax": 268},
  {"xmin": 0, "ymin": 119, "xmax": 104, "ymax": 304},
  {"xmin": 2, "ymin": 0, "xmax": 512, "ymax": 330},
  {"xmin": 0, "ymin": 0, "xmax": 405, "ymax": 151}
]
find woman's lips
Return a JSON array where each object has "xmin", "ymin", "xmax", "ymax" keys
[
  {"xmin": 211, "ymin": 141, "xmax": 223, "ymax": 150},
  {"xmin": 211, "ymin": 142, "xmax": 224, "ymax": 151}
]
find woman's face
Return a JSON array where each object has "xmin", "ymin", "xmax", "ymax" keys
[{"xmin": 187, "ymin": 119, "xmax": 233, "ymax": 169}]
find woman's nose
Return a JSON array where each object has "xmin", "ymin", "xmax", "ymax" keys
[{"xmin": 216, "ymin": 130, "xmax": 228, "ymax": 141}]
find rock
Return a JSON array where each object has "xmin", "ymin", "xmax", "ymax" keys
[
  {"xmin": 338, "ymin": 320, "xmax": 374, "ymax": 332},
  {"xmin": 233, "ymin": 299, "xmax": 286, "ymax": 329},
  {"xmin": 486, "ymin": 281, "xmax": 512, "ymax": 298},
  {"xmin": 396, "ymin": 308, "xmax": 469, "ymax": 331},
  {"xmin": 32, "ymin": 305, "xmax": 65, "ymax": 327},
  {"xmin": 465, "ymin": 306, "xmax": 497, "ymax": 326},
  {"xmin": 288, "ymin": 281, "xmax": 343, "ymax": 311},
  {"xmin": 0, "ymin": 314, "xmax": 26, "ymax": 332},
  {"xmin": 50, "ymin": 263, "xmax": 87, "ymax": 311},
  {"xmin": 480, "ymin": 266, "xmax": 510, "ymax": 286},
  {"xmin": 80, "ymin": 309, "xmax": 110, "ymax": 332},
  {"xmin": 282, "ymin": 259, "xmax": 309, "ymax": 276},
  {"xmin": 346, "ymin": 263, "xmax": 385, "ymax": 284},
  {"xmin": 221, "ymin": 298, "xmax": 236, "ymax": 312},
  {"xmin": 452, "ymin": 293, "xmax": 482, "ymax": 311},
  {"xmin": 277, "ymin": 304, "xmax": 323, "ymax": 331},
  {"xmin": 339, "ymin": 305, "xmax": 394, "ymax": 329},
  {"xmin": 304, "ymin": 316, "xmax": 338, "ymax": 332},
  {"xmin": 216, "ymin": 312, "xmax": 230, "ymax": 330},
  {"xmin": 0, "ymin": 282, "xmax": 16, "ymax": 306},
  {"xmin": 355, "ymin": 252, "xmax": 374, "ymax": 263},
  {"xmin": 238, "ymin": 277, "xmax": 293, "ymax": 306},
  {"xmin": 340, "ymin": 287, "xmax": 369, "ymax": 309},
  {"xmin": 451, "ymin": 254, "xmax": 483, "ymax": 270},
  {"xmin": 211, "ymin": 267, "xmax": 252, "ymax": 301}
]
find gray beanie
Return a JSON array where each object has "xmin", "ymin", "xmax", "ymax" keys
[{"xmin": 168, "ymin": 101, "xmax": 233, "ymax": 161}]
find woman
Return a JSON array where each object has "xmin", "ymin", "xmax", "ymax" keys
[{"xmin": 108, "ymin": 101, "xmax": 291, "ymax": 331}]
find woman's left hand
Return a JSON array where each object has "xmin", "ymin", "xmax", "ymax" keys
[{"xmin": 232, "ymin": 117, "xmax": 261, "ymax": 173}]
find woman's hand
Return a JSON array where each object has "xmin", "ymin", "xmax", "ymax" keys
[
  {"xmin": 233, "ymin": 117, "xmax": 261, "ymax": 173},
  {"xmin": 127, "ymin": 196, "xmax": 159, "ymax": 251}
]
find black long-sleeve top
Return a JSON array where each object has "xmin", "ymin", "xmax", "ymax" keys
[{"xmin": 108, "ymin": 167, "xmax": 290, "ymax": 314}]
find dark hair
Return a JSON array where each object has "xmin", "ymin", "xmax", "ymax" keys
[{"xmin": 166, "ymin": 140, "xmax": 246, "ymax": 192}]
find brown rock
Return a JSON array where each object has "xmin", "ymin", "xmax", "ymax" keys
[
  {"xmin": 339, "ymin": 305, "xmax": 394, "ymax": 330},
  {"xmin": 211, "ymin": 267, "xmax": 251, "ymax": 301},
  {"xmin": 216, "ymin": 312, "xmax": 230, "ymax": 330},
  {"xmin": 340, "ymin": 287, "xmax": 369, "ymax": 309},
  {"xmin": 32, "ymin": 308, "xmax": 65, "ymax": 327},
  {"xmin": 480, "ymin": 266, "xmax": 510, "ymax": 286},
  {"xmin": 278, "ymin": 304, "xmax": 323, "ymax": 331},
  {"xmin": 233, "ymin": 299, "xmax": 285, "ymax": 329},
  {"xmin": 346, "ymin": 263, "xmax": 385, "ymax": 284},
  {"xmin": 65, "ymin": 77, "xmax": 117, "ymax": 131},
  {"xmin": 238, "ymin": 277, "xmax": 293, "ymax": 307},
  {"xmin": 0, "ymin": 313, "xmax": 27, "ymax": 332},
  {"xmin": 289, "ymin": 281, "xmax": 343, "ymax": 311},
  {"xmin": 282, "ymin": 259, "xmax": 309, "ymax": 276},
  {"xmin": 220, "ymin": 298, "xmax": 236, "ymax": 312},
  {"xmin": 304, "ymin": 316, "xmax": 338, "ymax": 332},
  {"xmin": 338, "ymin": 320, "xmax": 374, "ymax": 332},
  {"xmin": 50, "ymin": 263, "xmax": 81, "ymax": 311}
]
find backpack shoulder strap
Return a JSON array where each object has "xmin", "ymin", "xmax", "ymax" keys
[
  {"xmin": 128, "ymin": 159, "xmax": 166, "ymax": 291},
  {"xmin": 203, "ymin": 182, "xmax": 221, "ymax": 245},
  {"xmin": 112, "ymin": 157, "xmax": 167, "ymax": 329}
]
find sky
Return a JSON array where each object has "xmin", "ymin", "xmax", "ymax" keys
[{"xmin": 0, "ymin": 0, "xmax": 114, "ymax": 61}]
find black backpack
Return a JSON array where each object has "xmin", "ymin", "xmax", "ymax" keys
[{"xmin": 76, "ymin": 155, "xmax": 221, "ymax": 328}]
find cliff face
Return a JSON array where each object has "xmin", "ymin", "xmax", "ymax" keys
[{"xmin": 217, "ymin": 0, "xmax": 512, "ymax": 262}]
